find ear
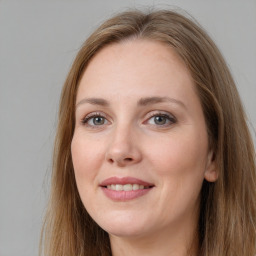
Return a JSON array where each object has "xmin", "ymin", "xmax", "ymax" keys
[{"xmin": 204, "ymin": 150, "xmax": 218, "ymax": 182}]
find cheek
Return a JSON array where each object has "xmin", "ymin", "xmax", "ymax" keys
[
  {"xmin": 156, "ymin": 137, "xmax": 205, "ymax": 166},
  {"xmin": 148, "ymin": 129, "xmax": 208, "ymax": 192},
  {"xmin": 71, "ymin": 133, "xmax": 104, "ymax": 189}
]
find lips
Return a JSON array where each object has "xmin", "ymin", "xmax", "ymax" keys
[{"xmin": 100, "ymin": 176, "xmax": 155, "ymax": 201}]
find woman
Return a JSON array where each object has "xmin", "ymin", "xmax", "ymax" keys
[{"xmin": 40, "ymin": 9, "xmax": 256, "ymax": 256}]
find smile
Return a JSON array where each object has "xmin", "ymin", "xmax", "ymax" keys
[
  {"xmin": 106, "ymin": 184, "xmax": 151, "ymax": 191},
  {"xmin": 100, "ymin": 177, "xmax": 155, "ymax": 201}
]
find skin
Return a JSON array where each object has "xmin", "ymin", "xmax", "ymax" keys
[{"xmin": 71, "ymin": 39, "xmax": 218, "ymax": 256}]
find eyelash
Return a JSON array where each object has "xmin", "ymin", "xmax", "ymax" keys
[
  {"xmin": 145, "ymin": 111, "xmax": 177, "ymax": 127},
  {"xmin": 80, "ymin": 111, "xmax": 177, "ymax": 128},
  {"xmin": 81, "ymin": 112, "xmax": 108, "ymax": 127}
]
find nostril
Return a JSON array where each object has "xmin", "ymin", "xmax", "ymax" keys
[
  {"xmin": 108, "ymin": 159, "xmax": 114, "ymax": 163},
  {"xmin": 106, "ymin": 155, "xmax": 136, "ymax": 165}
]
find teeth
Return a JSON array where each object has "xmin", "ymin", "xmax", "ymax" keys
[
  {"xmin": 133, "ymin": 184, "xmax": 139, "ymax": 190},
  {"xmin": 123, "ymin": 184, "xmax": 132, "ymax": 191},
  {"xmin": 116, "ymin": 184, "xmax": 123, "ymax": 191},
  {"xmin": 106, "ymin": 184, "xmax": 149, "ymax": 191}
]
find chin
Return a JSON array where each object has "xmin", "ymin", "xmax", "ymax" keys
[
  {"xmin": 106, "ymin": 226, "xmax": 146, "ymax": 238},
  {"xmin": 96, "ymin": 214, "xmax": 149, "ymax": 238}
]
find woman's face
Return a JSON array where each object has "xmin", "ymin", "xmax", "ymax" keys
[{"xmin": 71, "ymin": 39, "xmax": 217, "ymax": 239}]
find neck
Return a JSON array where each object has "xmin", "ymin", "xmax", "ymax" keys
[{"xmin": 109, "ymin": 216, "xmax": 199, "ymax": 256}]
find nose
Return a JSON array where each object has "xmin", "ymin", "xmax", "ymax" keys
[{"xmin": 105, "ymin": 126, "xmax": 142, "ymax": 167}]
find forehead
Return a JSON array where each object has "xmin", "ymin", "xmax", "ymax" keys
[{"xmin": 77, "ymin": 39, "xmax": 195, "ymax": 103}]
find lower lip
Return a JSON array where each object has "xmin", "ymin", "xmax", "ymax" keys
[{"xmin": 101, "ymin": 187, "xmax": 153, "ymax": 201}]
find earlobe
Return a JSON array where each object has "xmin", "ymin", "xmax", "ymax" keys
[{"xmin": 204, "ymin": 151, "xmax": 218, "ymax": 182}]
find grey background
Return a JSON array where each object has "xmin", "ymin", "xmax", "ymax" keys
[{"xmin": 0, "ymin": 0, "xmax": 255, "ymax": 255}]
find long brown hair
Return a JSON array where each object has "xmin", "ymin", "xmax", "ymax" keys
[{"xmin": 40, "ymin": 9, "xmax": 256, "ymax": 256}]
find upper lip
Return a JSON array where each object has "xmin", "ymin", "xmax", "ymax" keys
[{"xmin": 100, "ymin": 176, "xmax": 154, "ymax": 187}]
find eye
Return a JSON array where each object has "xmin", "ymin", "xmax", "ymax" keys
[
  {"xmin": 81, "ymin": 113, "xmax": 109, "ymax": 127},
  {"xmin": 89, "ymin": 116, "xmax": 106, "ymax": 126},
  {"xmin": 146, "ymin": 112, "xmax": 176, "ymax": 127}
]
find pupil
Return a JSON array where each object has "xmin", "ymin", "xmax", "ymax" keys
[
  {"xmin": 154, "ymin": 116, "xmax": 166, "ymax": 125},
  {"xmin": 93, "ymin": 117, "xmax": 104, "ymax": 125}
]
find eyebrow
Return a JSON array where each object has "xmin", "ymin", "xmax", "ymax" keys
[
  {"xmin": 137, "ymin": 96, "xmax": 186, "ymax": 108},
  {"xmin": 76, "ymin": 96, "xmax": 186, "ymax": 109},
  {"xmin": 76, "ymin": 98, "xmax": 109, "ymax": 108}
]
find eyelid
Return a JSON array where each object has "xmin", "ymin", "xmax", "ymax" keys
[
  {"xmin": 143, "ymin": 110, "xmax": 177, "ymax": 126},
  {"xmin": 145, "ymin": 110, "xmax": 176, "ymax": 120},
  {"xmin": 81, "ymin": 111, "xmax": 109, "ymax": 125}
]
